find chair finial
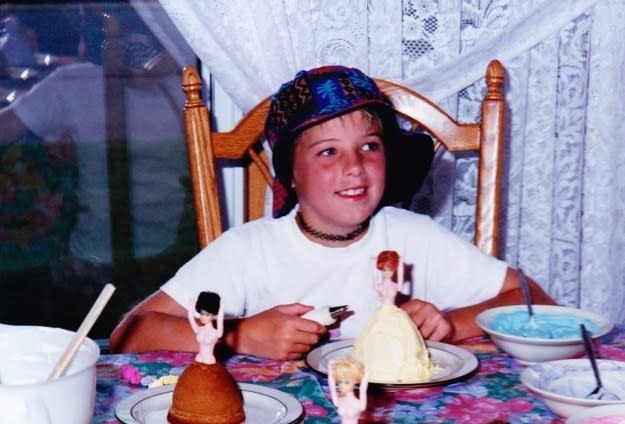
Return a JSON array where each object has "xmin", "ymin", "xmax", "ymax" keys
[
  {"xmin": 182, "ymin": 66, "xmax": 204, "ymax": 108},
  {"xmin": 485, "ymin": 60, "xmax": 505, "ymax": 101}
]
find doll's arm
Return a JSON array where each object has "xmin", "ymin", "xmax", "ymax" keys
[
  {"xmin": 187, "ymin": 300, "xmax": 199, "ymax": 333},
  {"xmin": 398, "ymin": 255, "xmax": 404, "ymax": 290},
  {"xmin": 216, "ymin": 301, "xmax": 224, "ymax": 338},
  {"xmin": 328, "ymin": 359, "xmax": 339, "ymax": 407},
  {"xmin": 359, "ymin": 369, "xmax": 369, "ymax": 410}
]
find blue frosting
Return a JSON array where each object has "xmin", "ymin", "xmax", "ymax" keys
[{"xmin": 490, "ymin": 310, "xmax": 599, "ymax": 339}]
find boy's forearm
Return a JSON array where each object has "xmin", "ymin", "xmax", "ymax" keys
[
  {"xmin": 109, "ymin": 311, "xmax": 197, "ymax": 353},
  {"xmin": 221, "ymin": 317, "xmax": 244, "ymax": 355},
  {"xmin": 446, "ymin": 281, "xmax": 556, "ymax": 342},
  {"xmin": 110, "ymin": 313, "xmax": 245, "ymax": 358}
]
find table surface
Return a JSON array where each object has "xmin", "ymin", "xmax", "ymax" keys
[{"xmin": 94, "ymin": 325, "xmax": 625, "ymax": 424}]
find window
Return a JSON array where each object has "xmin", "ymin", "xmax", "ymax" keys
[{"xmin": 0, "ymin": 0, "xmax": 198, "ymax": 340}]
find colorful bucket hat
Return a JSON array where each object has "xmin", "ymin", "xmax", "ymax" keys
[{"xmin": 265, "ymin": 65, "xmax": 433, "ymax": 217}]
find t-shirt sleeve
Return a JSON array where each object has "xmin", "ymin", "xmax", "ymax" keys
[
  {"xmin": 160, "ymin": 229, "xmax": 248, "ymax": 317},
  {"xmin": 391, "ymin": 209, "xmax": 508, "ymax": 309},
  {"xmin": 10, "ymin": 68, "xmax": 70, "ymax": 140}
]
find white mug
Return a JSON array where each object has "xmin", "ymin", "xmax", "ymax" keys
[{"xmin": 0, "ymin": 324, "xmax": 100, "ymax": 424}]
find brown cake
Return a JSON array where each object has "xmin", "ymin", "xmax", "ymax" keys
[{"xmin": 167, "ymin": 361, "xmax": 245, "ymax": 424}]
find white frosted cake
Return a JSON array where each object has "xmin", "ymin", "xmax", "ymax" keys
[{"xmin": 353, "ymin": 304, "xmax": 434, "ymax": 383}]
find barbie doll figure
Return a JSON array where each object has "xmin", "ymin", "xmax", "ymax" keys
[
  {"xmin": 188, "ymin": 291, "xmax": 224, "ymax": 364},
  {"xmin": 354, "ymin": 250, "xmax": 434, "ymax": 383},
  {"xmin": 328, "ymin": 356, "xmax": 368, "ymax": 424},
  {"xmin": 374, "ymin": 250, "xmax": 404, "ymax": 305},
  {"xmin": 169, "ymin": 291, "xmax": 245, "ymax": 423}
]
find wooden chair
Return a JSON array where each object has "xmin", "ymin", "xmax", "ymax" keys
[{"xmin": 181, "ymin": 60, "xmax": 505, "ymax": 257}]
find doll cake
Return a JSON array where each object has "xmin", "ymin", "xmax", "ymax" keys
[
  {"xmin": 353, "ymin": 251, "xmax": 435, "ymax": 383},
  {"xmin": 167, "ymin": 361, "xmax": 245, "ymax": 424},
  {"xmin": 167, "ymin": 291, "xmax": 245, "ymax": 424}
]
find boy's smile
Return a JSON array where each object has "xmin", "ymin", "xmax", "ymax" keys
[{"xmin": 292, "ymin": 109, "xmax": 386, "ymax": 243}]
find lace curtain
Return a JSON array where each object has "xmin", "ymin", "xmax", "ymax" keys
[{"xmin": 153, "ymin": 0, "xmax": 625, "ymax": 324}]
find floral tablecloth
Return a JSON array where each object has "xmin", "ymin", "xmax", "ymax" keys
[{"xmin": 94, "ymin": 325, "xmax": 625, "ymax": 424}]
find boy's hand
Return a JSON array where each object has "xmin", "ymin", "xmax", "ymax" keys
[
  {"xmin": 228, "ymin": 303, "xmax": 326, "ymax": 360},
  {"xmin": 400, "ymin": 299, "xmax": 454, "ymax": 342}
]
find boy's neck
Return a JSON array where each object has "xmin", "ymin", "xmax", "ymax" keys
[{"xmin": 295, "ymin": 211, "xmax": 369, "ymax": 245}]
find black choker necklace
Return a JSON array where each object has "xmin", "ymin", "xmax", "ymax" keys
[{"xmin": 296, "ymin": 212, "xmax": 369, "ymax": 242}]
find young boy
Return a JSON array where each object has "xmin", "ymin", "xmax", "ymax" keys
[{"xmin": 109, "ymin": 65, "xmax": 555, "ymax": 359}]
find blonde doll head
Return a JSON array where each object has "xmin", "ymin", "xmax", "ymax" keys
[{"xmin": 331, "ymin": 356, "xmax": 365, "ymax": 395}]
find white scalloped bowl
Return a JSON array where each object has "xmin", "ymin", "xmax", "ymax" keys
[
  {"xmin": 521, "ymin": 359, "xmax": 625, "ymax": 417},
  {"xmin": 476, "ymin": 305, "xmax": 613, "ymax": 363}
]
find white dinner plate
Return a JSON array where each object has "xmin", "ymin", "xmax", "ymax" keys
[
  {"xmin": 306, "ymin": 339, "xmax": 479, "ymax": 390},
  {"xmin": 115, "ymin": 382, "xmax": 304, "ymax": 424}
]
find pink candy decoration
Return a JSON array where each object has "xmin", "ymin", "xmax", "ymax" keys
[{"xmin": 120, "ymin": 364, "xmax": 142, "ymax": 385}]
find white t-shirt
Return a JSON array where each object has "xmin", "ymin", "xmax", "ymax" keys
[
  {"xmin": 162, "ymin": 206, "xmax": 508, "ymax": 339},
  {"xmin": 10, "ymin": 62, "xmax": 187, "ymax": 263}
]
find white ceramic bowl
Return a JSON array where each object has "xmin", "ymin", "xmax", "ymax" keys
[
  {"xmin": 521, "ymin": 359, "xmax": 625, "ymax": 418},
  {"xmin": 476, "ymin": 305, "xmax": 613, "ymax": 363},
  {"xmin": 0, "ymin": 324, "xmax": 100, "ymax": 423}
]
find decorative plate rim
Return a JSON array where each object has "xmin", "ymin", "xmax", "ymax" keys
[
  {"xmin": 305, "ymin": 338, "xmax": 479, "ymax": 390},
  {"xmin": 115, "ymin": 382, "xmax": 304, "ymax": 424}
]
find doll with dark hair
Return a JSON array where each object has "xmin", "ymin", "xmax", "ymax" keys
[
  {"xmin": 187, "ymin": 291, "xmax": 223, "ymax": 365},
  {"xmin": 168, "ymin": 291, "xmax": 245, "ymax": 424}
]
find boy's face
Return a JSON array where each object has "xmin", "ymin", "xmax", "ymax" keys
[{"xmin": 292, "ymin": 109, "xmax": 386, "ymax": 236}]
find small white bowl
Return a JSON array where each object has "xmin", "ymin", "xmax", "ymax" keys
[
  {"xmin": 476, "ymin": 305, "xmax": 613, "ymax": 363},
  {"xmin": 521, "ymin": 359, "xmax": 625, "ymax": 418}
]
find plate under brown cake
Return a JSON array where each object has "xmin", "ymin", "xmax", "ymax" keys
[{"xmin": 167, "ymin": 361, "xmax": 245, "ymax": 424}]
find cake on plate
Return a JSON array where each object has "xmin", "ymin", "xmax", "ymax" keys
[
  {"xmin": 353, "ymin": 251, "xmax": 434, "ymax": 383},
  {"xmin": 167, "ymin": 361, "xmax": 244, "ymax": 424},
  {"xmin": 167, "ymin": 291, "xmax": 245, "ymax": 424}
]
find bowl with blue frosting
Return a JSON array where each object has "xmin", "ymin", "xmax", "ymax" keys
[{"xmin": 476, "ymin": 305, "xmax": 613, "ymax": 363}]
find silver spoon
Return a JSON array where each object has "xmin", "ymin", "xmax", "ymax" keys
[
  {"xmin": 580, "ymin": 323, "xmax": 620, "ymax": 401},
  {"xmin": 518, "ymin": 268, "xmax": 538, "ymax": 330}
]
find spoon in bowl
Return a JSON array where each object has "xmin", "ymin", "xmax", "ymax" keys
[
  {"xmin": 580, "ymin": 323, "xmax": 620, "ymax": 401},
  {"xmin": 518, "ymin": 268, "xmax": 538, "ymax": 330}
]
